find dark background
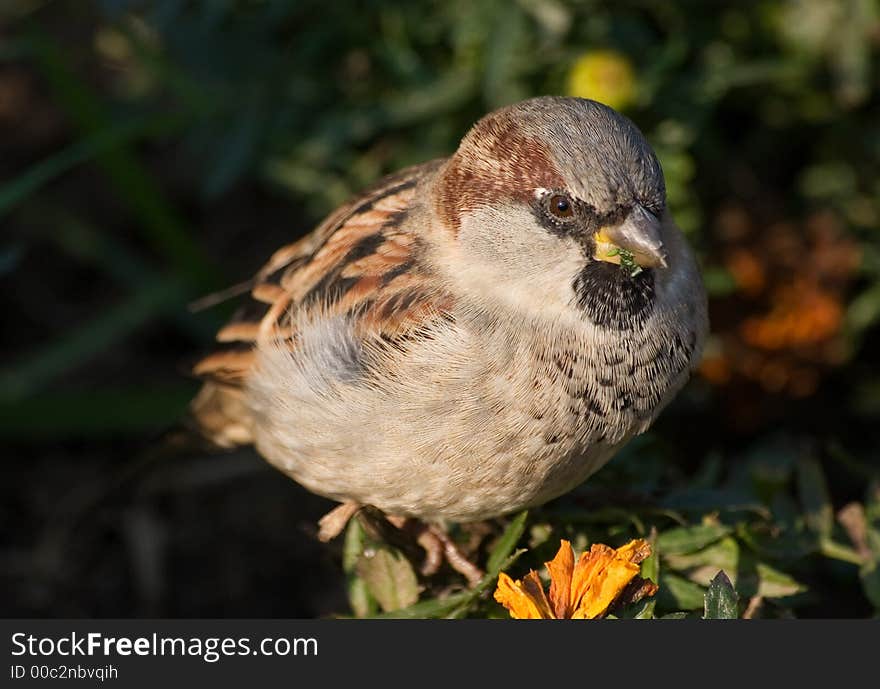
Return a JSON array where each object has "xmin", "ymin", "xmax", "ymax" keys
[{"xmin": 2, "ymin": 0, "xmax": 879, "ymax": 618}]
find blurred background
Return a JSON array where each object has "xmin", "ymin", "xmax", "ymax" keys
[{"xmin": 1, "ymin": 0, "xmax": 879, "ymax": 618}]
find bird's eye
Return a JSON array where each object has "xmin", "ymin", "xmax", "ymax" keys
[{"xmin": 548, "ymin": 194, "xmax": 574, "ymax": 219}]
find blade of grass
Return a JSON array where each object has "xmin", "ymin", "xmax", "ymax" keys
[
  {"xmin": 370, "ymin": 590, "xmax": 474, "ymax": 619},
  {"xmin": 0, "ymin": 114, "xmax": 184, "ymax": 218},
  {"xmin": 0, "ymin": 385, "xmax": 196, "ymax": 436},
  {"xmin": 29, "ymin": 206, "xmax": 223, "ymax": 339},
  {"xmin": 486, "ymin": 510, "xmax": 528, "ymax": 574},
  {"xmin": 26, "ymin": 29, "xmax": 218, "ymax": 291},
  {"xmin": 0, "ymin": 276, "xmax": 186, "ymax": 402}
]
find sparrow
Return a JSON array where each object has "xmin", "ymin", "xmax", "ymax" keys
[{"xmin": 190, "ymin": 96, "xmax": 708, "ymax": 559}]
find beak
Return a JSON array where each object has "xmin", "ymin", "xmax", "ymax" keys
[{"xmin": 593, "ymin": 205, "xmax": 668, "ymax": 269}]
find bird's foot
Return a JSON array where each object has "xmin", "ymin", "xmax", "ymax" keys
[
  {"xmin": 383, "ymin": 515, "xmax": 484, "ymax": 587},
  {"xmin": 317, "ymin": 504, "xmax": 485, "ymax": 587},
  {"xmin": 317, "ymin": 501, "xmax": 361, "ymax": 542},
  {"xmin": 424, "ymin": 524, "xmax": 485, "ymax": 587}
]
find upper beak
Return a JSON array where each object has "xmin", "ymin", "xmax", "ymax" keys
[{"xmin": 594, "ymin": 204, "xmax": 668, "ymax": 269}]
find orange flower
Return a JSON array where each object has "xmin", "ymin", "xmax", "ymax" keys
[{"xmin": 494, "ymin": 539, "xmax": 658, "ymax": 619}]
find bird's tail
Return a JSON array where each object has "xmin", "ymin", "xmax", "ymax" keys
[{"xmin": 186, "ymin": 382, "xmax": 255, "ymax": 449}]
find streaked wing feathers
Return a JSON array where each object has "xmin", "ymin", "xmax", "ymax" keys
[{"xmin": 192, "ymin": 158, "xmax": 446, "ymax": 390}]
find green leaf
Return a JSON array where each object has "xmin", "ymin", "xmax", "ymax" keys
[
  {"xmin": 664, "ymin": 536, "xmax": 740, "ymax": 587},
  {"xmin": 641, "ymin": 537, "xmax": 660, "ymax": 585},
  {"xmin": 346, "ymin": 577, "xmax": 376, "ymax": 619},
  {"xmin": 754, "ymin": 562, "xmax": 807, "ymax": 599},
  {"xmin": 371, "ymin": 590, "xmax": 474, "ymax": 619},
  {"xmin": 342, "ymin": 518, "xmax": 365, "ymax": 574},
  {"xmin": 818, "ymin": 539, "xmax": 864, "ymax": 565},
  {"xmin": 797, "ymin": 457, "xmax": 833, "ymax": 540},
  {"xmin": 704, "ymin": 571, "xmax": 739, "ymax": 619},
  {"xmin": 632, "ymin": 530, "xmax": 660, "ymax": 619},
  {"xmin": 372, "ymin": 547, "xmax": 528, "ymax": 619},
  {"xmin": 860, "ymin": 560, "xmax": 880, "ymax": 610},
  {"xmin": 660, "ymin": 489, "xmax": 768, "ymax": 517},
  {"xmin": 858, "ymin": 487, "xmax": 880, "ymax": 610},
  {"xmin": 355, "ymin": 547, "xmax": 420, "ymax": 613},
  {"xmin": 620, "ymin": 597, "xmax": 656, "ymax": 620},
  {"xmin": 656, "ymin": 524, "xmax": 733, "ymax": 555},
  {"xmin": 736, "ymin": 522, "xmax": 818, "ymax": 560},
  {"xmin": 658, "ymin": 572, "xmax": 706, "ymax": 611},
  {"xmin": 342, "ymin": 519, "xmax": 376, "ymax": 618},
  {"xmin": 486, "ymin": 510, "xmax": 528, "ymax": 575}
]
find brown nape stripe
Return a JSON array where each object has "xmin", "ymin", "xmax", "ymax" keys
[{"xmin": 435, "ymin": 116, "xmax": 564, "ymax": 233}]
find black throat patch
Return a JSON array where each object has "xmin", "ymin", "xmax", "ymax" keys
[{"xmin": 573, "ymin": 261, "xmax": 656, "ymax": 330}]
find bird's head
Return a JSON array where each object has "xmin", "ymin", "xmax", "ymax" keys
[{"xmin": 432, "ymin": 96, "xmax": 698, "ymax": 332}]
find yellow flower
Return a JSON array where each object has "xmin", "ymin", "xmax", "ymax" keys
[
  {"xmin": 566, "ymin": 50, "xmax": 637, "ymax": 111},
  {"xmin": 494, "ymin": 539, "xmax": 657, "ymax": 619}
]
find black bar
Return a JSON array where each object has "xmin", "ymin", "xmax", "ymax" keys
[{"xmin": 2, "ymin": 619, "xmax": 877, "ymax": 686}]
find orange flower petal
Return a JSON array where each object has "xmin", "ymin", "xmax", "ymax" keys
[
  {"xmin": 570, "ymin": 544, "xmax": 613, "ymax": 614},
  {"xmin": 520, "ymin": 570, "xmax": 555, "ymax": 619},
  {"xmin": 615, "ymin": 538, "xmax": 654, "ymax": 565},
  {"xmin": 570, "ymin": 539, "xmax": 653, "ymax": 619},
  {"xmin": 545, "ymin": 540, "xmax": 575, "ymax": 619},
  {"xmin": 494, "ymin": 571, "xmax": 555, "ymax": 619},
  {"xmin": 495, "ymin": 539, "xmax": 656, "ymax": 620},
  {"xmin": 571, "ymin": 558, "xmax": 641, "ymax": 619}
]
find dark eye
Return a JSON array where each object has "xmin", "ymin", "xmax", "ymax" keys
[{"xmin": 548, "ymin": 194, "xmax": 574, "ymax": 219}]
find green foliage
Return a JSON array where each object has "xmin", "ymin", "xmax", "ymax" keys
[
  {"xmin": 360, "ymin": 512, "xmax": 528, "ymax": 619},
  {"xmin": 704, "ymin": 571, "xmax": 739, "ymax": 619},
  {"xmin": 341, "ymin": 441, "xmax": 875, "ymax": 619}
]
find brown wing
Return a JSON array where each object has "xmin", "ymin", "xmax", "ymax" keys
[{"xmin": 190, "ymin": 159, "xmax": 447, "ymax": 447}]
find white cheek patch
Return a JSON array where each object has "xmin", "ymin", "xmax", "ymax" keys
[{"xmin": 454, "ymin": 204, "xmax": 586, "ymax": 322}]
